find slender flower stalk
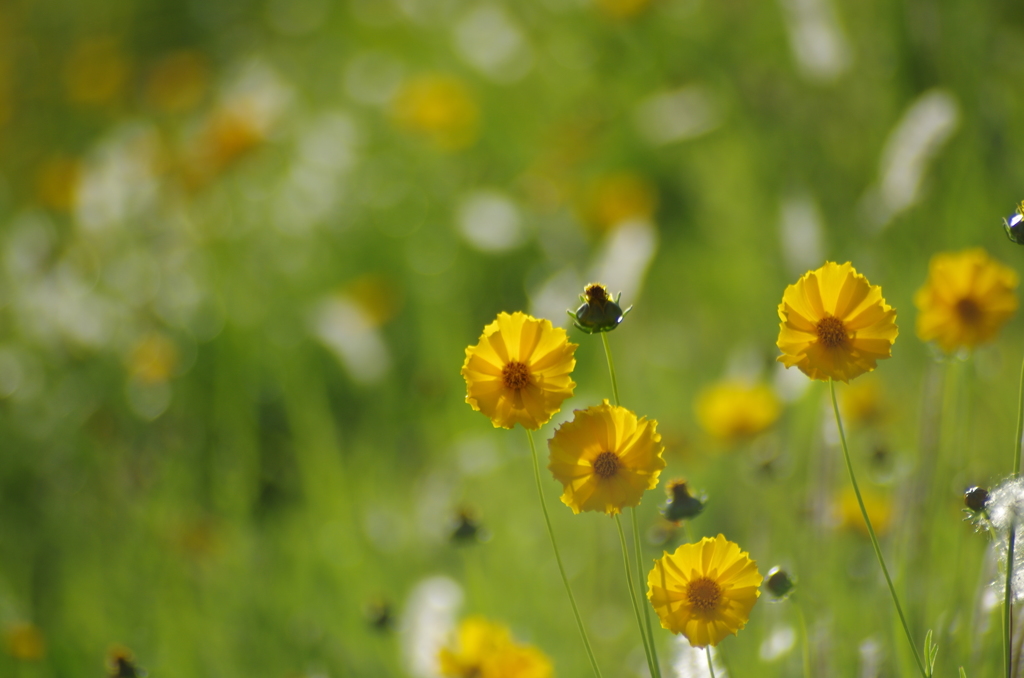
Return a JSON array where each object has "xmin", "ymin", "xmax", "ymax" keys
[
  {"xmin": 616, "ymin": 515, "xmax": 658, "ymax": 678},
  {"xmin": 632, "ymin": 507, "xmax": 660, "ymax": 676},
  {"xmin": 796, "ymin": 600, "xmax": 812, "ymax": 678},
  {"xmin": 829, "ymin": 379, "xmax": 928, "ymax": 678},
  {"xmin": 1006, "ymin": 525, "xmax": 1016, "ymax": 678},
  {"xmin": 601, "ymin": 332, "xmax": 622, "ymax": 407},
  {"xmin": 600, "ymin": 331, "xmax": 661, "ymax": 677},
  {"xmin": 1014, "ymin": 355, "xmax": 1024, "ymax": 477},
  {"xmin": 705, "ymin": 647, "xmax": 717, "ymax": 678},
  {"xmin": 1004, "ymin": 349, "xmax": 1024, "ymax": 676},
  {"xmin": 526, "ymin": 429, "xmax": 603, "ymax": 678}
]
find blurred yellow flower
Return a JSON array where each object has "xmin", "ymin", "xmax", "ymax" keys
[
  {"xmin": 548, "ymin": 400, "xmax": 665, "ymax": 515},
  {"xmin": 64, "ymin": 37, "xmax": 129, "ymax": 106},
  {"xmin": 584, "ymin": 172, "xmax": 657, "ymax": 233},
  {"xmin": 4, "ymin": 622, "xmax": 44, "ymax": 661},
  {"xmin": 777, "ymin": 262, "xmax": 898, "ymax": 382},
  {"xmin": 695, "ymin": 381, "xmax": 780, "ymax": 442},
  {"xmin": 647, "ymin": 534, "xmax": 762, "ymax": 648},
  {"xmin": 128, "ymin": 333, "xmax": 179, "ymax": 384},
  {"xmin": 35, "ymin": 155, "xmax": 80, "ymax": 212},
  {"xmin": 462, "ymin": 312, "xmax": 577, "ymax": 430},
  {"xmin": 914, "ymin": 248, "xmax": 1018, "ymax": 353},
  {"xmin": 346, "ymin": 274, "xmax": 402, "ymax": 327},
  {"xmin": 596, "ymin": 0, "xmax": 654, "ymax": 19},
  {"xmin": 145, "ymin": 50, "xmax": 210, "ymax": 114},
  {"xmin": 836, "ymin": 487, "xmax": 892, "ymax": 537},
  {"xmin": 438, "ymin": 616, "xmax": 552, "ymax": 678},
  {"xmin": 181, "ymin": 104, "xmax": 267, "ymax": 189},
  {"xmin": 392, "ymin": 74, "xmax": 479, "ymax": 151},
  {"xmin": 840, "ymin": 376, "xmax": 884, "ymax": 427}
]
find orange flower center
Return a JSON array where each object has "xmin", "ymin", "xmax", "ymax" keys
[
  {"xmin": 501, "ymin": 361, "xmax": 531, "ymax": 390},
  {"xmin": 686, "ymin": 576, "xmax": 722, "ymax": 613},
  {"xmin": 593, "ymin": 451, "xmax": 621, "ymax": 478},
  {"xmin": 816, "ymin": 314, "xmax": 848, "ymax": 348},
  {"xmin": 955, "ymin": 297, "xmax": 982, "ymax": 325}
]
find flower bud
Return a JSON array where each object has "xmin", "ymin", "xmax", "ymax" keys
[
  {"xmin": 450, "ymin": 507, "xmax": 484, "ymax": 545},
  {"xmin": 1005, "ymin": 202, "xmax": 1024, "ymax": 245},
  {"xmin": 364, "ymin": 598, "xmax": 394, "ymax": 632},
  {"xmin": 662, "ymin": 479, "xmax": 706, "ymax": 522},
  {"xmin": 765, "ymin": 566, "xmax": 796, "ymax": 600},
  {"xmin": 567, "ymin": 283, "xmax": 632, "ymax": 334},
  {"xmin": 965, "ymin": 486, "xmax": 989, "ymax": 513},
  {"xmin": 107, "ymin": 646, "xmax": 143, "ymax": 678}
]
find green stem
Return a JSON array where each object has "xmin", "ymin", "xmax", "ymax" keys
[
  {"xmin": 600, "ymin": 332, "xmax": 622, "ymax": 407},
  {"xmin": 602, "ymin": 331, "xmax": 660, "ymax": 676},
  {"xmin": 616, "ymin": 515, "xmax": 658, "ymax": 678},
  {"xmin": 705, "ymin": 647, "xmax": 717, "ymax": 678},
  {"xmin": 796, "ymin": 600, "xmax": 812, "ymax": 678},
  {"xmin": 1014, "ymin": 354, "xmax": 1024, "ymax": 477},
  {"xmin": 829, "ymin": 379, "xmax": 928, "ymax": 678},
  {"xmin": 632, "ymin": 507, "xmax": 661, "ymax": 678},
  {"xmin": 1006, "ymin": 525, "xmax": 1016, "ymax": 678},
  {"xmin": 526, "ymin": 429, "xmax": 603, "ymax": 678}
]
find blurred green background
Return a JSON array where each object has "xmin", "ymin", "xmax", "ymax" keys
[{"xmin": 2, "ymin": 0, "xmax": 1024, "ymax": 675}]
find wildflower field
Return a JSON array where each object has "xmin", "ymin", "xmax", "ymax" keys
[{"xmin": 3, "ymin": 0, "xmax": 1024, "ymax": 676}]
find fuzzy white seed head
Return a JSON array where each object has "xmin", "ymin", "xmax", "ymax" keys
[
  {"xmin": 987, "ymin": 477, "xmax": 1024, "ymax": 601},
  {"xmin": 987, "ymin": 477, "xmax": 1024, "ymax": 532}
]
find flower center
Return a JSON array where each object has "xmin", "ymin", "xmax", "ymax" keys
[
  {"xmin": 592, "ymin": 451, "xmax": 621, "ymax": 479},
  {"xmin": 955, "ymin": 297, "xmax": 982, "ymax": 325},
  {"xmin": 816, "ymin": 314, "xmax": 848, "ymax": 348},
  {"xmin": 686, "ymin": 577, "xmax": 722, "ymax": 613},
  {"xmin": 585, "ymin": 283, "xmax": 610, "ymax": 306},
  {"xmin": 501, "ymin": 361, "xmax": 531, "ymax": 390}
]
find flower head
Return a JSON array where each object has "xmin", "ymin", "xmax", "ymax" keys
[
  {"xmin": 914, "ymin": 248, "xmax": 1018, "ymax": 353},
  {"xmin": 568, "ymin": 282, "xmax": 631, "ymax": 334},
  {"xmin": 3, "ymin": 623, "xmax": 44, "ymax": 661},
  {"xmin": 647, "ymin": 534, "xmax": 763, "ymax": 648},
  {"xmin": 836, "ymin": 487, "xmax": 892, "ymax": 537},
  {"xmin": 695, "ymin": 381, "xmax": 780, "ymax": 442},
  {"xmin": 662, "ymin": 479, "xmax": 706, "ymax": 522},
  {"xmin": 983, "ymin": 477, "xmax": 1024, "ymax": 601},
  {"xmin": 548, "ymin": 400, "xmax": 665, "ymax": 515},
  {"xmin": 1004, "ymin": 201, "xmax": 1024, "ymax": 245},
  {"xmin": 107, "ymin": 645, "xmax": 143, "ymax": 678},
  {"xmin": 438, "ymin": 616, "xmax": 552, "ymax": 678},
  {"xmin": 462, "ymin": 312, "xmax": 577, "ymax": 430},
  {"xmin": 392, "ymin": 74, "xmax": 479, "ymax": 151},
  {"xmin": 777, "ymin": 262, "xmax": 898, "ymax": 382},
  {"xmin": 764, "ymin": 567, "xmax": 796, "ymax": 600}
]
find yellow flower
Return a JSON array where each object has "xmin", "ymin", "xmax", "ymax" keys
[
  {"xmin": 438, "ymin": 616, "xmax": 553, "ymax": 678},
  {"xmin": 647, "ymin": 534, "xmax": 763, "ymax": 648},
  {"xmin": 583, "ymin": 172, "xmax": 657, "ymax": 233},
  {"xmin": 595, "ymin": 0, "xmax": 654, "ymax": 20},
  {"xmin": 839, "ymin": 375, "xmax": 884, "ymax": 427},
  {"xmin": 63, "ymin": 37, "xmax": 129, "ymax": 106},
  {"xmin": 128, "ymin": 333, "xmax": 179, "ymax": 384},
  {"xmin": 777, "ymin": 262, "xmax": 898, "ymax": 382},
  {"xmin": 4, "ymin": 622, "xmax": 44, "ymax": 661},
  {"xmin": 695, "ymin": 381, "xmax": 780, "ymax": 442},
  {"xmin": 836, "ymin": 487, "xmax": 892, "ymax": 537},
  {"xmin": 145, "ymin": 50, "xmax": 210, "ymax": 114},
  {"xmin": 914, "ymin": 248, "xmax": 1018, "ymax": 353},
  {"xmin": 462, "ymin": 312, "xmax": 577, "ymax": 430},
  {"xmin": 392, "ymin": 74, "xmax": 479, "ymax": 151},
  {"xmin": 548, "ymin": 400, "xmax": 665, "ymax": 515}
]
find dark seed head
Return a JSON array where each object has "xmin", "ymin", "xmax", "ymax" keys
[
  {"xmin": 965, "ymin": 486, "xmax": 989, "ymax": 512},
  {"xmin": 765, "ymin": 566, "xmax": 796, "ymax": 600}
]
